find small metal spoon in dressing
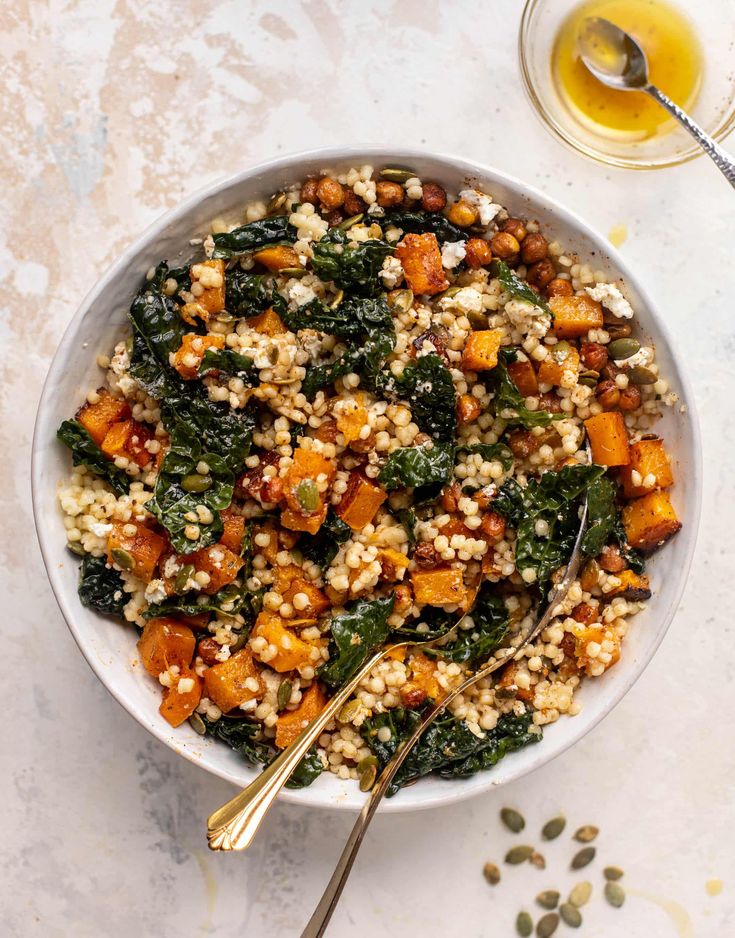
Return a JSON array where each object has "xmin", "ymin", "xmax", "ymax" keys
[{"xmin": 578, "ymin": 16, "xmax": 735, "ymax": 187}]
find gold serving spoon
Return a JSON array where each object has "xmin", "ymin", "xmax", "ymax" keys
[
  {"xmin": 299, "ymin": 496, "xmax": 589, "ymax": 938},
  {"xmin": 578, "ymin": 16, "xmax": 735, "ymax": 187}
]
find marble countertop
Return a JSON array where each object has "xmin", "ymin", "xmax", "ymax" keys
[{"xmin": 3, "ymin": 1, "xmax": 733, "ymax": 935}]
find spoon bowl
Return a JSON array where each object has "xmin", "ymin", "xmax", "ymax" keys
[{"xmin": 578, "ymin": 17, "xmax": 649, "ymax": 90}]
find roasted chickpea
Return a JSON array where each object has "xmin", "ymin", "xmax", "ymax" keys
[
  {"xmin": 315, "ymin": 417, "xmax": 339, "ymax": 443},
  {"xmin": 538, "ymin": 391, "xmax": 562, "ymax": 413},
  {"xmin": 441, "ymin": 483, "xmax": 461, "ymax": 513},
  {"xmin": 316, "ymin": 176, "xmax": 345, "ymax": 210},
  {"xmin": 526, "ymin": 258, "xmax": 556, "ymax": 288},
  {"xmin": 546, "ymin": 277, "xmax": 573, "ymax": 298},
  {"xmin": 572, "ymin": 602, "xmax": 598, "ymax": 624},
  {"xmin": 605, "ymin": 321, "xmax": 633, "ymax": 340},
  {"xmin": 375, "ymin": 180, "xmax": 404, "ymax": 208},
  {"xmin": 413, "ymin": 542, "xmax": 441, "ymax": 568},
  {"xmin": 596, "ymin": 379, "xmax": 621, "ymax": 409},
  {"xmin": 580, "ymin": 342, "xmax": 609, "ymax": 372},
  {"xmin": 421, "ymin": 182, "xmax": 448, "ymax": 212},
  {"xmin": 599, "ymin": 544, "xmax": 627, "ymax": 573},
  {"xmin": 447, "ymin": 199, "xmax": 479, "ymax": 227},
  {"xmin": 618, "ymin": 385, "xmax": 642, "ymax": 411},
  {"xmin": 521, "ymin": 232, "xmax": 548, "ymax": 264},
  {"xmin": 393, "ymin": 583, "xmax": 413, "ymax": 615},
  {"xmin": 464, "ymin": 237, "xmax": 493, "ymax": 268},
  {"xmin": 299, "ymin": 177, "xmax": 319, "ymax": 204},
  {"xmin": 480, "ymin": 511, "xmax": 506, "ymax": 542},
  {"xmin": 324, "ymin": 209, "xmax": 343, "ymax": 227},
  {"xmin": 503, "ymin": 217, "xmax": 527, "ymax": 242},
  {"xmin": 343, "ymin": 189, "xmax": 367, "ymax": 216},
  {"xmin": 490, "ymin": 230, "xmax": 520, "ymax": 261},
  {"xmin": 197, "ymin": 637, "xmax": 221, "ymax": 667},
  {"xmin": 400, "ymin": 682, "xmax": 428, "ymax": 709},
  {"xmin": 457, "ymin": 393, "xmax": 482, "ymax": 424}
]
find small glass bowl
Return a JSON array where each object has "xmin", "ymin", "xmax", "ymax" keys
[{"xmin": 519, "ymin": 0, "xmax": 735, "ymax": 169}]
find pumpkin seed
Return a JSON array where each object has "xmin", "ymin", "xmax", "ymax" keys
[
  {"xmin": 552, "ymin": 340, "xmax": 572, "ymax": 363},
  {"xmin": 181, "ymin": 472, "xmax": 213, "ymax": 493},
  {"xmin": 569, "ymin": 881, "xmax": 592, "ymax": 907},
  {"xmin": 440, "ymin": 285, "xmax": 463, "ymax": 300},
  {"xmin": 607, "ymin": 337, "xmax": 640, "ymax": 360},
  {"xmin": 215, "ymin": 310, "xmax": 238, "ymax": 322},
  {"xmin": 267, "ymin": 190, "xmax": 288, "ymax": 212},
  {"xmin": 388, "ymin": 288, "xmax": 414, "ymax": 313},
  {"xmin": 359, "ymin": 760, "xmax": 377, "ymax": 791},
  {"xmin": 111, "ymin": 548, "xmax": 134, "ymax": 571},
  {"xmin": 379, "ymin": 167, "xmax": 415, "ymax": 183},
  {"xmin": 516, "ymin": 911, "xmax": 533, "ymax": 937},
  {"xmin": 356, "ymin": 754, "xmax": 378, "ymax": 774},
  {"xmin": 505, "ymin": 845, "xmax": 534, "ymax": 865},
  {"xmin": 174, "ymin": 563, "xmax": 196, "ymax": 593},
  {"xmin": 482, "ymin": 861, "xmax": 501, "ymax": 886},
  {"xmin": 604, "ymin": 865, "xmax": 624, "ymax": 881},
  {"xmin": 627, "ymin": 365, "xmax": 657, "ymax": 385},
  {"xmin": 541, "ymin": 815, "xmax": 566, "ymax": 840},
  {"xmin": 536, "ymin": 890, "xmax": 559, "ymax": 910},
  {"xmin": 574, "ymin": 825, "xmax": 599, "ymax": 843},
  {"xmin": 329, "ymin": 289, "xmax": 344, "ymax": 309},
  {"xmin": 559, "ymin": 903, "xmax": 582, "ymax": 928},
  {"xmin": 229, "ymin": 630, "xmax": 249, "ymax": 652},
  {"xmin": 530, "ymin": 852, "xmax": 546, "ymax": 870},
  {"xmin": 605, "ymin": 321, "xmax": 632, "ymax": 340},
  {"xmin": 67, "ymin": 542, "xmax": 86, "ymax": 557},
  {"xmin": 578, "ymin": 369, "xmax": 599, "ymax": 387},
  {"xmin": 296, "ymin": 478, "xmax": 319, "ymax": 512},
  {"xmin": 500, "ymin": 807, "xmax": 526, "ymax": 833},
  {"xmin": 188, "ymin": 712, "xmax": 206, "ymax": 735},
  {"xmin": 536, "ymin": 912, "xmax": 559, "ymax": 937},
  {"xmin": 277, "ymin": 679, "xmax": 292, "ymax": 710},
  {"xmin": 571, "ymin": 846, "xmax": 596, "ymax": 869},
  {"xmin": 604, "ymin": 881, "xmax": 626, "ymax": 908},
  {"xmin": 338, "ymin": 213, "xmax": 364, "ymax": 230},
  {"xmin": 337, "ymin": 698, "xmax": 362, "ymax": 723},
  {"xmin": 279, "ymin": 266, "xmax": 308, "ymax": 278}
]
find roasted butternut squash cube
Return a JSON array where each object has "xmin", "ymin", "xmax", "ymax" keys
[
  {"xmin": 537, "ymin": 343, "xmax": 580, "ymax": 387},
  {"xmin": 461, "ymin": 329, "xmax": 504, "ymax": 371},
  {"xmin": 172, "ymin": 332, "xmax": 226, "ymax": 380},
  {"xmin": 246, "ymin": 307, "xmax": 287, "ymax": 336},
  {"xmin": 108, "ymin": 520, "xmax": 167, "ymax": 582},
  {"xmin": 281, "ymin": 504, "xmax": 327, "ymax": 535},
  {"xmin": 190, "ymin": 259, "xmax": 225, "ymax": 315},
  {"xmin": 618, "ymin": 438, "xmax": 674, "ymax": 498},
  {"xmin": 275, "ymin": 682, "xmax": 327, "ymax": 748},
  {"xmin": 253, "ymin": 245, "xmax": 301, "ymax": 272},
  {"xmin": 410, "ymin": 567, "xmax": 466, "ymax": 606},
  {"xmin": 506, "ymin": 358, "xmax": 539, "ymax": 397},
  {"xmin": 496, "ymin": 660, "xmax": 535, "ymax": 702},
  {"xmin": 100, "ymin": 419, "xmax": 153, "ymax": 468},
  {"xmin": 281, "ymin": 578, "xmax": 331, "ymax": 618},
  {"xmin": 395, "ymin": 232, "xmax": 448, "ymax": 296},
  {"xmin": 159, "ymin": 667, "xmax": 202, "ymax": 727},
  {"xmin": 252, "ymin": 612, "xmax": 319, "ymax": 672},
  {"xmin": 203, "ymin": 648, "xmax": 264, "ymax": 713},
  {"xmin": 76, "ymin": 390, "xmax": 131, "ymax": 446},
  {"xmin": 609, "ymin": 569, "xmax": 652, "ymax": 601},
  {"xmin": 584, "ymin": 412, "xmax": 630, "ymax": 467},
  {"xmin": 185, "ymin": 544, "xmax": 244, "ymax": 594},
  {"xmin": 138, "ymin": 617, "xmax": 196, "ymax": 677},
  {"xmin": 408, "ymin": 651, "xmax": 441, "ymax": 699},
  {"xmin": 219, "ymin": 508, "xmax": 245, "ymax": 553},
  {"xmin": 334, "ymin": 395, "xmax": 369, "ymax": 444},
  {"xmin": 377, "ymin": 547, "xmax": 410, "ymax": 581},
  {"xmin": 571, "ymin": 624, "xmax": 621, "ymax": 676},
  {"xmin": 550, "ymin": 294, "xmax": 604, "ymax": 339},
  {"xmin": 281, "ymin": 446, "xmax": 336, "ymax": 533},
  {"xmin": 622, "ymin": 490, "xmax": 681, "ymax": 551},
  {"xmin": 335, "ymin": 472, "xmax": 387, "ymax": 530}
]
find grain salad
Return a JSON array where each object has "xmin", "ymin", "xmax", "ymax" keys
[{"xmin": 56, "ymin": 163, "xmax": 682, "ymax": 793}]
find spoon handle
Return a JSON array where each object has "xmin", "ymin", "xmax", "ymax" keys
[{"xmin": 646, "ymin": 84, "xmax": 735, "ymax": 187}]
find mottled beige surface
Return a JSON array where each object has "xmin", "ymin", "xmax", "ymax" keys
[{"xmin": 3, "ymin": 2, "xmax": 734, "ymax": 936}]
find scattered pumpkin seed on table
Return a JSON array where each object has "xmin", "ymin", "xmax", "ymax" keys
[
  {"xmin": 604, "ymin": 865, "xmax": 624, "ymax": 881},
  {"xmin": 541, "ymin": 815, "xmax": 566, "ymax": 840},
  {"xmin": 536, "ymin": 911, "xmax": 559, "ymax": 937},
  {"xmin": 571, "ymin": 846, "xmax": 596, "ymax": 870},
  {"xmin": 482, "ymin": 861, "xmax": 501, "ymax": 886},
  {"xmin": 559, "ymin": 903, "xmax": 582, "ymax": 928},
  {"xmin": 506, "ymin": 845, "xmax": 534, "ymax": 865},
  {"xmin": 530, "ymin": 851, "xmax": 546, "ymax": 870},
  {"xmin": 536, "ymin": 890, "xmax": 559, "ymax": 910},
  {"xmin": 516, "ymin": 911, "xmax": 533, "ymax": 937},
  {"xmin": 574, "ymin": 824, "xmax": 599, "ymax": 843},
  {"xmin": 501, "ymin": 807, "xmax": 526, "ymax": 833},
  {"xmin": 569, "ymin": 881, "xmax": 593, "ymax": 907},
  {"xmin": 605, "ymin": 881, "xmax": 626, "ymax": 908}
]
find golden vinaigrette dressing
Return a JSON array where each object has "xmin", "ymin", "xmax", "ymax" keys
[{"xmin": 552, "ymin": 0, "xmax": 703, "ymax": 140}]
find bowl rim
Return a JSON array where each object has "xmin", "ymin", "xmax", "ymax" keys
[
  {"xmin": 518, "ymin": 0, "xmax": 735, "ymax": 169},
  {"xmin": 32, "ymin": 145, "xmax": 703, "ymax": 812}
]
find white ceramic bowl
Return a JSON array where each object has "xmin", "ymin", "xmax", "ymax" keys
[{"xmin": 32, "ymin": 147, "xmax": 701, "ymax": 813}]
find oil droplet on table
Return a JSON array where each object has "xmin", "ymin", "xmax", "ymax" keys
[
  {"xmin": 705, "ymin": 878, "xmax": 723, "ymax": 897},
  {"xmin": 608, "ymin": 224, "xmax": 628, "ymax": 247},
  {"xmin": 552, "ymin": 0, "xmax": 703, "ymax": 141}
]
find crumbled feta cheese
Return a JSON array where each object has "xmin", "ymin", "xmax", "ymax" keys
[
  {"xmin": 504, "ymin": 298, "xmax": 551, "ymax": 339},
  {"xmin": 203, "ymin": 233, "xmax": 215, "ymax": 258},
  {"xmin": 585, "ymin": 282, "xmax": 634, "ymax": 319},
  {"xmin": 89, "ymin": 521, "xmax": 112, "ymax": 538},
  {"xmin": 286, "ymin": 279, "xmax": 317, "ymax": 308},
  {"xmin": 441, "ymin": 240, "xmax": 467, "ymax": 269},
  {"xmin": 459, "ymin": 188, "xmax": 503, "ymax": 226},
  {"xmin": 144, "ymin": 579, "xmax": 168, "ymax": 604},
  {"xmin": 616, "ymin": 346, "xmax": 653, "ymax": 368},
  {"xmin": 379, "ymin": 255, "xmax": 404, "ymax": 288},
  {"xmin": 439, "ymin": 286, "xmax": 483, "ymax": 315}
]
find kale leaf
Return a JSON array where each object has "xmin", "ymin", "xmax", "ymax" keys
[
  {"xmin": 491, "ymin": 259, "xmax": 552, "ymax": 316},
  {"xmin": 492, "ymin": 348, "xmax": 562, "ymax": 429},
  {"xmin": 378, "ymin": 441, "xmax": 455, "ymax": 491},
  {"xmin": 77, "ymin": 554, "xmax": 126, "ymax": 616},
  {"xmin": 198, "ymin": 348, "xmax": 256, "ymax": 380},
  {"xmin": 494, "ymin": 463, "xmax": 605, "ymax": 589},
  {"xmin": 311, "ymin": 228, "xmax": 394, "ymax": 296},
  {"xmin": 203, "ymin": 716, "xmax": 323, "ymax": 789},
  {"xmin": 211, "ymin": 216, "xmax": 295, "ymax": 259},
  {"xmin": 318, "ymin": 595, "xmax": 396, "ymax": 688},
  {"xmin": 396, "ymin": 507, "xmax": 417, "ymax": 548},
  {"xmin": 433, "ymin": 583, "xmax": 509, "ymax": 664},
  {"xmin": 284, "ymin": 295, "xmax": 394, "ymax": 341},
  {"xmin": 455, "ymin": 442, "xmax": 514, "ymax": 471},
  {"xmin": 298, "ymin": 510, "xmax": 351, "ymax": 570},
  {"xmin": 380, "ymin": 353, "xmax": 457, "ymax": 443},
  {"xmin": 384, "ymin": 210, "xmax": 466, "ymax": 243},
  {"xmin": 301, "ymin": 332, "xmax": 394, "ymax": 400},
  {"xmin": 363, "ymin": 707, "xmax": 540, "ymax": 796},
  {"xmin": 225, "ymin": 269, "xmax": 280, "ymax": 317},
  {"xmin": 145, "ymin": 581, "xmax": 258, "ymax": 623},
  {"xmin": 581, "ymin": 475, "xmax": 616, "ymax": 557},
  {"xmin": 56, "ymin": 420, "xmax": 130, "ymax": 496}
]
